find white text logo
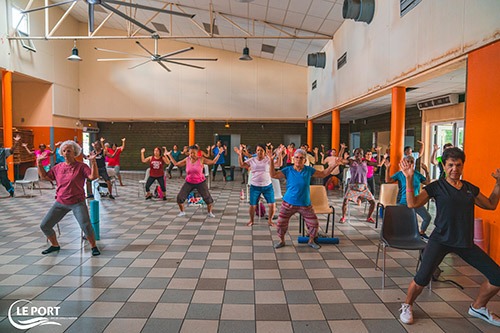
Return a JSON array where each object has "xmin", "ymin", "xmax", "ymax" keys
[{"xmin": 8, "ymin": 299, "xmax": 62, "ymax": 330}]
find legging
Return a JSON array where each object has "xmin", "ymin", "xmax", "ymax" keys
[
  {"xmin": 167, "ymin": 163, "xmax": 183, "ymax": 176},
  {"xmin": 212, "ymin": 164, "xmax": 226, "ymax": 178},
  {"xmin": 276, "ymin": 201, "xmax": 319, "ymax": 240},
  {"xmin": 177, "ymin": 180, "xmax": 214, "ymax": 205},
  {"xmin": 145, "ymin": 176, "xmax": 166, "ymax": 193},
  {"xmin": 414, "ymin": 240, "xmax": 500, "ymax": 287},
  {"xmin": 367, "ymin": 177, "xmax": 375, "ymax": 196},
  {"xmin": 40, "ymin": 201, "xmax": 94, "ymax": 238}
]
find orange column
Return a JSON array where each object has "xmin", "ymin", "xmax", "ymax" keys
[
  {"xmin": 389, "ymin": 86, "xmax": 406, "ymax": 176},
  {"xmin": 331, "ymin": 109, "xmax": 340, "ymax": 150},
  {"xmin": 2, "ymin": 71, "xmax": 14, "ymax": 181},
  {"xmin": 307, "ymin": 119, "xmax": 313, "ymax": 149},
  {"xmin": 188, "ymin": 119, "xmax": 195, "ymax": 146},
  {"xmin": 463, "ymin": 40, "xmax": 500, "ymax": 263}
]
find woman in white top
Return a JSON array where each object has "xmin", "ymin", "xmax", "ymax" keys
[{"xmin": 235, "ymin": 143, "xmax": 275, "ymax": 226}]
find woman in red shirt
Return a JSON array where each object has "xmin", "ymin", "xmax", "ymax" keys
[
  {"xmin": 141, "ymin": 146, "xmax": 169, "ymax": 200},
  {"xmin": 107, "ymin": 138, "xmax": 126, "ymax": 186}
]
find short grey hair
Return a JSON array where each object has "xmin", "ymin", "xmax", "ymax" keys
[
  {"xmin": 294, "ymin": 149, "xmax": 307, "ymax": 158},
  {"xmin": 403, "ymin": 155, "xmax": 415, "ymax": 164},
  {"xmin": 60, "ymin": 140, "xmax": 82, "ymax": 157}
]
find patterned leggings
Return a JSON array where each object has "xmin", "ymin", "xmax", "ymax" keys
[{"xmin": 276, "ymin": 201, "xmax": 319, "ymax": 239}]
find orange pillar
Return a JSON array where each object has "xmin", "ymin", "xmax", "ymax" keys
[
  {"xmin": 389, "ymin": 86, "xmax": 406, "ymax": 176},
  {"xmin": 463, "ymin": 40, "xmax": 500, "ymax": 263},
  {"xmin": 188, "ymin": 119, "xmax": 195, "ymax": 146},
  {"xmin": 331, "ymin": 109, "xmax": 340, "ymax": 150},
  {"xmin": 2, "ymin": 71, "xmax": 14, "ymax": 181},
  {"xmin": 307, "ymin": 119, "xmax": 313, "ymax": 149}
]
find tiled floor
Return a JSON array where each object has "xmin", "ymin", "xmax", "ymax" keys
[{"xmin": 0, "ymin": 172, "xmax": 498, "ymax": 333}]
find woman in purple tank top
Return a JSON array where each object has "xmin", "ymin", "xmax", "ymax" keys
[{"xmin": 167, "ymin": 145, "xmax": 224, "ymax": 218}]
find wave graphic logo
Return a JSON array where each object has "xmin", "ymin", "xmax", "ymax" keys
[{"xmin": 8, "ymin": 299, "xmax": 62, "ymax": 330}]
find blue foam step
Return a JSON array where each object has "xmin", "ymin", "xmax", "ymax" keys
[{"xmin": 297, "ymin": 236, "xmax": 339, "ymax": 244}]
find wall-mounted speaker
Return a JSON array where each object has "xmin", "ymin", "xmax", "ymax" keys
[
  {"xmin": 343, "ymin": 0, "xmax": 375, "ymax": 24},
  {"xmin": 307, "ymin": 52, "xmax": 326, "ymax": 68}
]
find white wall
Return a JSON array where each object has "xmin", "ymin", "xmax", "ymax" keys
[
  {"xmin": 309, "ymin": 0, "xmax": 500, "ymax": 117},
  {"xmin": 78, "ymin": 28, "xmax": 307, "ymax": 121},
  {"xmin": 0, "ymin": 0, "xmax": 81, "ymax": 121}
]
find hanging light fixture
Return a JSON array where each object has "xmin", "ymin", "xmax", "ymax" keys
[
  {"xmin": 239, "ymin": 39, "xmax": 252, "ymax": 61},
  {"xmin": 67, "ymin": 40, "xmax": 82, "ymax": 61},
  {"xmin": 224, "ymin": 121, "xmax": 230, "ymax": 128},
  {"xmin": 239, "ymin": 2, "xmax": 253, "ymax": 61}
]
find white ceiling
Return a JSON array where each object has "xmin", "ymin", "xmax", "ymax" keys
[
  {"xmin": 44, "ymin": 0, "xmax": 344, "ymax": 66},
  {"xmin": 315, "ymin": 66, "xmax": 467, "ymax": 123},
  {"xmin": 16, "ymin": 0, "xmax": 467, "ymax": 122}
]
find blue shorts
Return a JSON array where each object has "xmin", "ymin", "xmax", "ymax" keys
[{"xmin": 249, "ymin": 184, "xmax": 275, "ymax": 205}]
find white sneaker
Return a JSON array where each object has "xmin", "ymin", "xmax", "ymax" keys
[
  {"xmin": 469, "ymin": 305, "xmax": 500, "ymax": 327},
  {"xmin": 207, "ymin": 212, "xmax": 216, "ymax": 218},
  {"xmin": 177, "ymin": 211, "xmax": 186, "ymax": 217},
  {"xmin": 399, "ymin": 303, "xmax": 413, "ymax": 324}
]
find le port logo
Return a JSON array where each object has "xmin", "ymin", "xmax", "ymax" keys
[{"xmin": 8, "ymin": 299, "xmax": 63, "ymax": 330}]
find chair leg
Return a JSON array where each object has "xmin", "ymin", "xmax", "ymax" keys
[
  {"xmin": 331, "ymin": 207, "xmax": 335, "ymax": 238},
  {"xmin": 21, "ymin": 184, "xmax": 26, "ymax": 196},
  {"xmin": 56, "ymin": 223, "xmax": 61, "ymax": 236},
  {"xmin": 37, "ymin": 182, "xmax": 42, "ymax": 195},
  {"xmin": 375, "ymin": 242, "xmax": 381, "ymax": 271},
  {"xmin": 382, "ymin": 245, "xmax": 386, "ymax": 289}
]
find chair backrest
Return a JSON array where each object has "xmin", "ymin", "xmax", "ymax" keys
[
  {"xmin": 309, "ymin": 185, "xmax": 331, "ymax": 212},
  {"xmin": 381, "ymin": 206, "xmax": 420, "ymax": 244},
  {"xmin": 342, "ymin": 167, "xmax": 351, "ymax": 185},
  {"xmin": 24, "ymin": 167, "xmax": 40, "ymax": 181},
  {"xmin": 143, "ymin": 168, "xmax": 150, "ymax": 181},
  {"xmin": 379, "ymin": 183, "xmax": 399, "ymax": 206},
  {"xmin": 271, "ymin": 178, "xmax": 282, "ymax": 200},
  {"xmin": 106, "ymin": 168, "xmax": 116, "ymax": 178},
  {"xmin": 313, "ymin": 165, "xmax": 324, "ymax": 172}
]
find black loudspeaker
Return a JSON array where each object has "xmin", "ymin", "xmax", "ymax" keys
[
  {"xmin": 307, "ymin": 52, "xmax": 326, "ymax": 68},
  {"xmin": 342, "ymin": 0, "xmax": 375, "ymax": 24}
]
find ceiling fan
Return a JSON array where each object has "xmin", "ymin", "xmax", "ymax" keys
[
  {"xmin": 95, "ymin": 36, "xmax": 218, "ymax": 72},
  {"xmin": 22, "ymin": 0, "xmax": 195, "ymax": 34}
]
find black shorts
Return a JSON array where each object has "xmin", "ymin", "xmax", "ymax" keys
[{"xmin": 98, "ymin": 167, "xmax": 110, "ymax": 181}]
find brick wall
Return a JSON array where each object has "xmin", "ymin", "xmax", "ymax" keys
[{"xmin": 98, "ymin": 121, "xmax": 307, "ymax": 170}]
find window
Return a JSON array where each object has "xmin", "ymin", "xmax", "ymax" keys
[
  {"xmin": 12, "ymin": 7, "xmax": 28, "ymax": 34},
  {"xmin": 400, "ymin": 0, "xmax": 422, "ymax": 17},
  {"xmin": 12, "ymin": 6, "xmax": 36, "ymax": 52}
]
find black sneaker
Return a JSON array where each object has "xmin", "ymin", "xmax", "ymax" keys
[
  {"xmin": 42, "ymin": 246, "xmax": 60, "ymax": 255},
  {"xmin": 86, "ymin": 194, "xmax": 94, "ymax": 199},
  {"xmin": 145, "ymin": 195, "xmax": 152, "ymax": 200},
  {"xmin": 109, "ymin": 194, "xmax": 115, "ymax": 200},
  {"xmin": 420, "ymin": 232, "xmax": 429, "ymax": 239},
  {"xmin": 162, "ymin": 197, "xmax": 167, "ymax": 201},
  {"xmin": 91, "ymin": 247, "xmax": 101, "ymax": 256}
]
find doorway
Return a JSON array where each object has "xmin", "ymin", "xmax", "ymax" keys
[
  {"xmin": 431, "ymin": 121, "xmax": 464, "ymax": 178},
  {"xmin": 350, "ymin": 132, "xmax": 360, "ymax": 152},
  {"xmin": 216, "ymin": 134, "xmax": 231, "ymax": 166}
]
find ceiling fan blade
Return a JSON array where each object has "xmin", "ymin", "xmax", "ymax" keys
[
  {"xmin": 135, "ymin": 41, "xmax": 155, "ymax": 57},
  {"xmin": 166, "ymin": 58, "xmax": 218, "ymax": 62},
  {"xmin": 94, "ymin": 47, "xmax": 149, "ymax": 58},
  {"xmin": 100, "ymin": 2, "xmax": 155, "ymax": 34},
  {"xmin": 128, "ymin": 59, "xmax": 152, "ymax": 70},
  {"xmin": 97, "ymin": 58, "xmax": 148, "ymax": 61},
  {"xmin": 89, "ymin": 3, "xmax": 95, "ymax": 33},
  {"xmin": 104, "ymin": 0, "xmax": 195, "ymax": 19},
  {"xmin": 22, "ymin": 0, "xmax": 77, "ymax": 14},
  {"xmin": 159, "ymin": 47, "xmax": 194, "ymax": 60},
  {"xmin": 162, "ymin": 60, "xmax": 205, "ymax": 70},
  {"xmin": 157, "ymin": 61, "xmax": 172, "ymax": 72}
]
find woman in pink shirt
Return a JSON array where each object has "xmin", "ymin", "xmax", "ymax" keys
[
  {"xmin": 23, "ymin": 142, "xmax": 55, "ymax": 187},
  {"xmin": 37, "ymin": 140, "xmax": 101, "ymax": 256},
  {"xmin": 167, "ymin": 145, "xmax": 223, "ymax": 218}
]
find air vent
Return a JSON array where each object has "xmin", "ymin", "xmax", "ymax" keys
[
  {"xmin": 400, "ymin": 0, "xmax": 422, "ymax": 17},
  {"xmin": 151, "ymin": 22, "xmax": 169, "ymax": 33},
  {"xmin": 307, "ymin": 52, "xmax": 326, "ymax": 68},
  {"xmin": 261, "ymin": 44, "xmax": 275, "ymax": 54},
  {"xmin": 337, "ymin": 52, "xmax": 347, "ymax": 69},
  {"xmin": 406, "ymin": 87, "xmax": 418, "ymax": 92},
  {"xmin": 417, "ymin": 94, "xmax": 459, "ymax": 110},
  {"xmin": 312, "ymin": 80, "xmax": 317, "ymax": 90},
  {"xmin": 203, "ymin": 22, "xmax": 219, "ymax": 35}
]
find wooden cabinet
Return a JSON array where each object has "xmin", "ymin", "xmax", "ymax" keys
[{"xmin": 0, "ymin": 128, "xmax": 36, "ymax": 164}]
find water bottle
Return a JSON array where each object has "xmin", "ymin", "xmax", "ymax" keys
[{"xmin": 240, "ymin": 189, "xmax": 245, "ymax": 200}]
